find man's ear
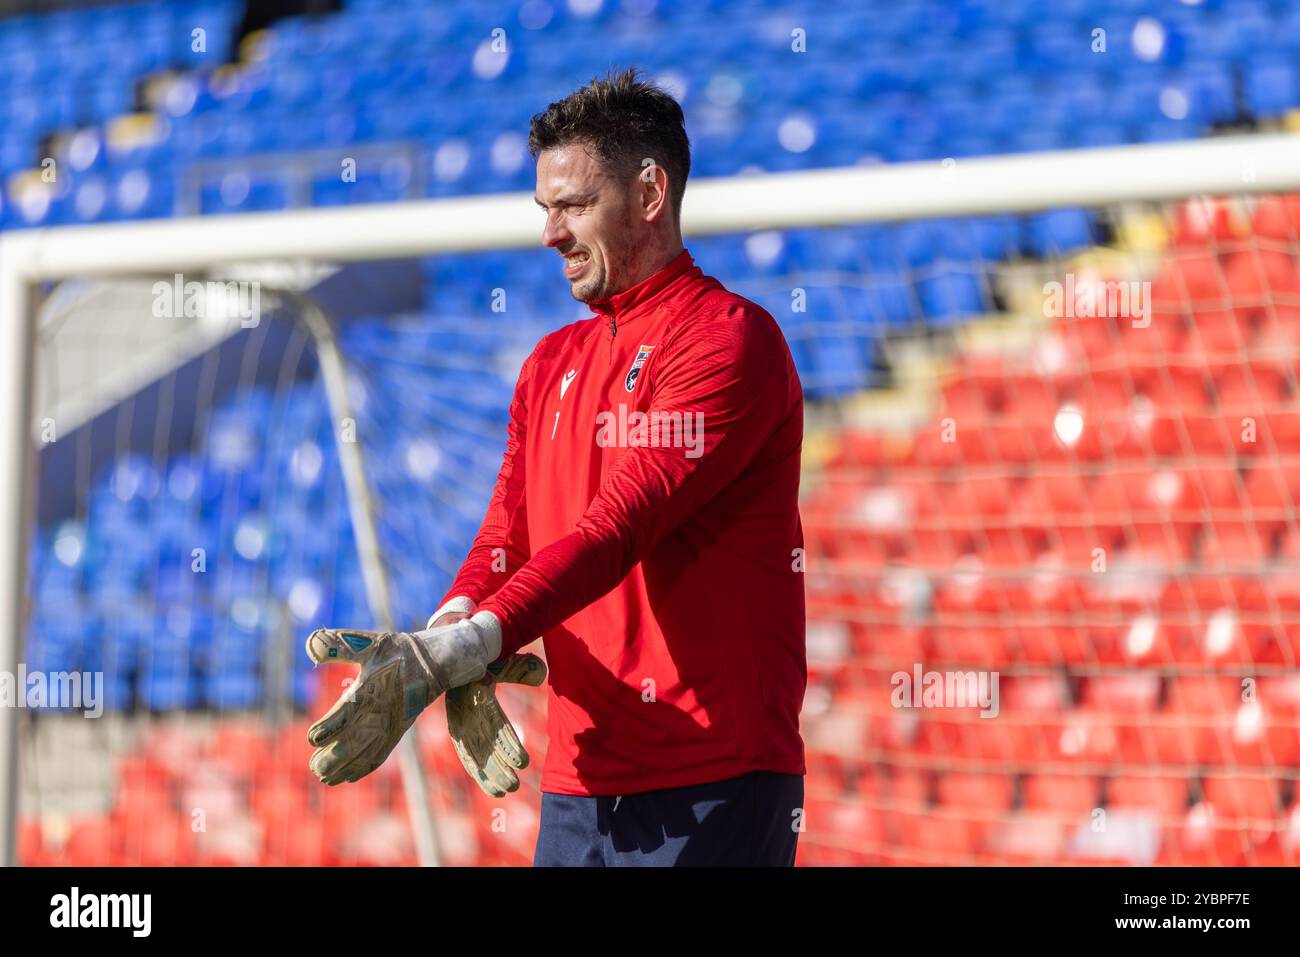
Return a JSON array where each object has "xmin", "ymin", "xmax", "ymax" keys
[{"xmin": 637, "ymin": 158, "xmax": 670, "ymax": 223}]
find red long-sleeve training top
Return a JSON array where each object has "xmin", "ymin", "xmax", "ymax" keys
[{"xmin": 439, "ymin": 249, "xmax": 807, "ymax": 796}]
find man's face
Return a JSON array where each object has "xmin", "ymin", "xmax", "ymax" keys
[{"xmin": 535, "ymin": 144, "xmax": 638, "ymax": 303}]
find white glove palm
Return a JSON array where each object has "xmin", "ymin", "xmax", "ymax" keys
[{"xmin": 305, "ymin": 613, "xmax": 501, "ymax": 786}]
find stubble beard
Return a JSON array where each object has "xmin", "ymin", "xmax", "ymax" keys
[{"xmin": 570, "ymin": 259, "xmax": 607, "ymax": 303}]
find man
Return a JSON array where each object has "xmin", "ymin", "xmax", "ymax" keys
[{"xmin": 305, "ymin": 68, "xmax": 807, "ymax": 866}]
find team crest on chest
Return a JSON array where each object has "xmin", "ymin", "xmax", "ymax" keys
[{"xmin": 624, "ymin": 344, "xmax": 655, "ymax": 392}]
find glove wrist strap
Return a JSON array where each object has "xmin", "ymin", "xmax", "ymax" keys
[
  {"xmin": 413, "ymin": 614, "xmax": 502, "ymax": 694},
  {"xmin": 427, "ymin": 595, "xmax": 478, "ymax": 630}
]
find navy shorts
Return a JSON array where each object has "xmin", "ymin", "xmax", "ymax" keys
[{"xmin": 533, "ymin": 771, "xmax": 804, "ymax": 866}]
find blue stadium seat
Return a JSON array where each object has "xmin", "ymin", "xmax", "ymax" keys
[
  {"xmin": 1244, "ymin": 58, "xmax": 1300, "ymax": 118},
  {"xmin": 1023, "ymin": 208, "xmax": 1098, "ymax": 257}
]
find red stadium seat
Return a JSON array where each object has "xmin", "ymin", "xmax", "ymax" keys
[
  {"xmin": 1023, "ymin": 774, "xmax": 1101, "ymax": 814},
  {"xmin": 339, "ymin": 813, "xmax": 416, "ymax": 867},
  {"xmin": 1274, "ymin": 532, "xmax": 1300, "ymax": 594},
  {"xmin": 1158, "ymin": 577, "xmax": 1275, "ymax": 665},
  {"xmin": 887, "ymin": 766, "xmax": 932, "ymax": 810},
  {"xmin": 1111, "ymin": 523, "xmax": 1196, "ymax": 569},
  {"xmin": 1078, "ymin": 673, "xmax": 1162, "ymax": 713},
  {"xmin": 914, "ymin": 714, "xmax": 1012, "ymax": 762},
  {"xmin": 1168, "ymin": 464, "xmax": 1243, "ymax": 517},
  {"xmin": 1259, "ymin": 673, "xmax": 1300, "ymax": 715},
  {"xmin": 1056, "ymin": 712, "xmax": 1130, "ymax": 764},
  {"xmin": 1245, "ymin": 464, "xmax": 1300, "ymax": 527},
  {"xmin": 1115, "ymin": 308, "xmax": 1187, "ymax": 361},
  {"xmin": 1001, "ymin": 374, "xmax": 1065, "ymax": 415},
  {"xmin": 1201, "ymin": 775, "xmax": 1280, "ymax": 821},
  {"xmin": 1000, "ymin": 674, "xmax": 1071, "ymax": 713},
  {"xmin": 1183, "ymin": 308, "xmax": 1253, "ymax": 356},
  {"xmin": 17, "ymin": 819, "xmax": 54, "ymax": 867},
  {"xmin": 1251, "ymin": 195, "xmax": 1300, "ymax": 242},
  {"xmin": 250, "ymin": 776, "xmax": 311, "ymax": 821},
  {"xmin": 1152, "ymin": 248, "xmax": 1228, "ymax": 310},
  {"xmin": 61, "ymin": 818, "xmax": 114, "ymax": 866},
  {"xmin": 903, "ymin": 528, "xmax": 971, "ymax": 568},
  {"xmin": 1054, "ymin": 311, "xmax": 1117, "ymax": 359},
  {"xmin": 1223, "ymin": 249, "xmax": 1300, "ymax": 319},
  {"xmin": 1092, "ymin": 462, "xmax": 1222, "ymax": 522},
  {"xmin": 1168, "ymin": 196, "xmax": 1245, "ymax": 249},
  {"xmin": 1248, "ymin": 830, "xmax": 1300, "ymax": 866},
  {"xmin": 1215, "ymin": 362, "xmax": 1290, "ymax": 414},
  {"xmin": 270, "ymin": 721, "xmax": 317, "ymax": 773},
  {"xmin": 1248, "ymin": 800, "xmax": 1300, "ymax": 866},
  {"xmin": 1107, "ymin": 775, "xmax": 1191, "ymax": 818},
  {"xmin": 1217, "ymin": 702, "xmax": 1300, "ymax": 767},
  {"xmin": 273, "ymin": 814, "xmax": 328, "ymax": 867},
  {"xmin": 961, "ymin": 474, "xmax": 1020, "ymax": 520},
  {"xmin": 831, "ymin": 430, "xmax": 886, "ymax": 469},
  {"xmin": 320, "ymin": 781, "xmax": 384, "ymax": 841},
  {"xmin": 1166, "ymin": 675, "xmax": 1248, "ymax": 715},
  {"xmin": 971, "ymin": 527, "xmax": 1048, "ymax": 568},
  {"xmin": 118, "ymin": 811, "xmax": 194, "ymax": 867},
  {"xmin": 986, "ymin": 812, "xmax": 1068, "ymax": 863},
  {"xmin": 1082, "ymin": 613, "xmax": 1178, "ymax": 667},
  {"xmin": 802, "ymin": 797, "xmax": 887, "ymax": 865},
  {"xmin": 805, "ymin": 748, "xmax": 859, "ymax": 795},
  {"xmin": 935, "ymin": 771, "xmax": 1016, "ymax": 811},
  {"xmin": 1154, "ymin": 412, "xmax": 1237, "ymax": 459},
  {"xmin": 1199, "ymin": 521, "xmax": 1276, "ymax": 567},
  {"xmin": 925, "ymin": 624, "xmax": 1014, "ymax": 666},
  {"xmin": 1137, "ymin": 718, "xmax": 1219, "ymax": 766},
  {"xmin": 1157, "ymin": 804, "xmax": 1254, "ymax": 866},
  {"xmin": 1255, "ymin": 295, "xmax": 1300, "ymax": 350},
  {"xmin": 1242, "ymin": 408, "xmax": 1300, "ymax": 458},
  {"xmin": 892, "ymin": 809, "xmax": 987, "ymax": 861},
  {"xmin": 857, "ymin": 624, "xmax": 925, "ymax": 666},
  {"xmin": 208, "ymin": 722, "xmax": 272, "ymax": 770},
  {"xmin": 1009, "ymin": 472, "xmax": 1091, "ymax": 528}
]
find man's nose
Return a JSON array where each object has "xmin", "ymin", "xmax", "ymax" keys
[{"xmin": 542, "ymin": 211, "xmax": 570, "ymax": 249}]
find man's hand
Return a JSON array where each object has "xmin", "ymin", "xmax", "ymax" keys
[
  {"xmin": 446, "ymin": 653, "xmax": 546, "ymax": 797},
  {"xmin": 428, "ymin": 603, "xmax": 546, "ymax": 797},
  {"xmin": 305, "ymin": 613, "xmax": 501, "ymax": 785}
]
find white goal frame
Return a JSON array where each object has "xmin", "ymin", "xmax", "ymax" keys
[{"xmin": 2, "ymin": 132, "xmax": 1299, "ymax": 866}]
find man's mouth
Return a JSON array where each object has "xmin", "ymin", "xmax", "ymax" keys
[{"xmin": 563, "ymin": 251, "xmax": 590, "ymax": 279}]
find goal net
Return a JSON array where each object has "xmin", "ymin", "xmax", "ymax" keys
[{"xmin": 4, "ymin": 132, "xmax": 1299, "ymax": 867}]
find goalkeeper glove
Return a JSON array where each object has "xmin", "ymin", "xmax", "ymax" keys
[
  {"xmin": 305, "ymin": 612, "xmax": 501, "ymax": 786},
  {"xmin": 446, "ymin": 652, "xmax": 547, "ymax": 797},
  {"xmin": 428, "ymin": 599, "xmax": 546, "ymax": 797}
]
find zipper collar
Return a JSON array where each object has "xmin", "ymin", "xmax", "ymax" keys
[{"xmin": 590, "ymin": 249, "xmax": 697, "ymax": 334}]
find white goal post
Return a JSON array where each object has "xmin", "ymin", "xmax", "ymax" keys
[{"xmin": 2, "ymin": 131, "xmax": 1300, "ymax": 866}]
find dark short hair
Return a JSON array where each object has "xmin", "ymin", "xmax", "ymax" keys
[{"xmin": 529, "ymin": 67, "xmax": 691, "ymax": 221}]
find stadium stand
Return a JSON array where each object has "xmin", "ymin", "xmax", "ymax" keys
[{"xmin": 13, "ymin": 0, "xmax": 1300, "ymax": 865}]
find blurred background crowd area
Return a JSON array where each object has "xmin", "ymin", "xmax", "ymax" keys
[{"xmin": 11, "ymin": 0, "xmax": 1300, "ymax": 866}]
